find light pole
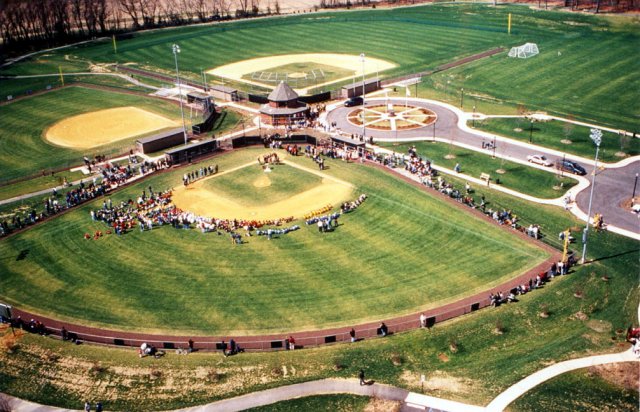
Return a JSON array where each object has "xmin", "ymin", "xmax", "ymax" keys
[
  {"xmin": 460, "ymin": 88, "xmax": 464, "ymax": 108},
  {"xmin": 633, "ymin": 173, "xmax": 639, "ymax": 199},
  {"xmin": 472, "ymin": 105, "xmax": 476, "ymax": 127},
  {"xmin": 492, "ymin": 136, "xmax": 496, "ymax": 159},
  {"xmin": 172, "ymin": 44, "xmax": 188, "ymax": 145},
  {"xmin": 360, "ymin": 53, "xmax": 366, "ymax": 139},
  {"xmin": 529, "ymin": 119, "xmax": 534, "ymax": 143},
  {"xmin": 581, "ymin": 128, "xmax": 602, "ymax": 264}
]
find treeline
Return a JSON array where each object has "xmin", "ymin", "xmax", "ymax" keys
[{"xmin": 0, "ymin": 0, "xmax": 283, "ymax": 58}]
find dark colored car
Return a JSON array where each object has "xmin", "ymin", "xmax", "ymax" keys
[
  {"xmin": 344, "ymin": 96, "xmax": 363, "ymax": 107},
  {"xmin": 557, "ymin": 160, "xmax": 587, "ymax": 175}
]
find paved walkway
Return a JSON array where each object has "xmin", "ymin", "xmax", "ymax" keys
[
  {"xmin": 325, "ymin": 97, "xmax": 640, "ymax": 239},
  {"xmin": 1, "ymin": 72, "xmax": 161, "ymax": 91},
  {"xmin": 3, "ymin": 346, "xmax": 637, "ymax": 412}
]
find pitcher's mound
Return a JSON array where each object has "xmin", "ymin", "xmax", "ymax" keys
[
  {"xmin": 45, "ymin": 106, "xmax": 178, "ymax": 149},
  {"xmin": 253, "ymin": 175, "xmax": 272, "ymax": 188}
]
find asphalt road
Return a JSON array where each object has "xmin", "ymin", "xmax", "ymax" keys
[{"xmin": 326, "ymin": 99, "xmax": 640, "ymax": 236}]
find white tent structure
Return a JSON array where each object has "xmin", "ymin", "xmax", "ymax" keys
[{"xmin": 508, "ymin": 43, "xmax": 539, "ymax": 59}]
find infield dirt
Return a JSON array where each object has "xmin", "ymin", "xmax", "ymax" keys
[
  {"xmin": 45, "ymin": 106, "xmax": 178, "ymax": 149},
  {"xmin": 172, "ymin": 160, "xmax": 354, "ymax": 220}
]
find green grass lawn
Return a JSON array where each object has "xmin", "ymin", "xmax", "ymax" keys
[
  {"xmin": 247, "ymin": 394, "xmax": 371, "ymax": 411},
  {"xmin": 0, "ymin": 170, "xmax": 86, "ymax": 202},
  {"xmin": 473, "ymin": 118, "xmax": 640, "ymax": 163},
  {"xmin": 0, "ymin": 184, "xmax": 635, "ymax": 410},
  {"xmin": 0, "ymin": 86, "xmax": 181, "ymax": 183},
  {"xmin": 511, "ymin": 368, "xmax": 639, "ymax": 411},
  {"xmin": 1, "ymin": 5, "xmax": 634, "ymax": 129},
  {"xmin": 379, "ymin": 141, "xmax": 577, "ymax": 199},
  {"xmin": 0, "ymin": 148, "xmax": 549, "ymax": 335},
  {"xmin": 202, "ymin": 163, "xmax": 323, "ymax": 207}
]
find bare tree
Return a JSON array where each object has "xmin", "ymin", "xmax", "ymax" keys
[
  {"xmin": 118, "ymin": 0, "xmax": 142, "ymax": 28},
  {"xmin": 236, "ymin": 0, "xmax": 249, "ymax": 15}
]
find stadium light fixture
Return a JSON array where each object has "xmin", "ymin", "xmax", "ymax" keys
[
  {"xmin": 172, "ymin": 44, "xmax": 188, "ymax": 145},
  {"xmin": 360, "ymin": 53, "xmax": 366, "ymax": 139},
  {"xmin": 580, "ymin": 128, "xmax": 602, "ymax": 264}
]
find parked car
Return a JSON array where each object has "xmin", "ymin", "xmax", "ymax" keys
[
  {"xmin": 556, "ymin": 159, "xmax": 587, "ymax": 175},
  {"xmin": 527, "ymin": 154, "xmax": 553, "ymax": 167},
  {"xmin": 344, "ymin": 96, "xmax": 363, "ymax": 107}
]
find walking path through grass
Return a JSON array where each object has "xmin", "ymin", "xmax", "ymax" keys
[
  {"xmin": 4, "ymin": 348, "xmax": 637, "ymax": 412},
  {"xmin": 325, "ymin": 97, "xmax": 640, "ymax": 240},
  {"xmin": 1, "ymin": 72, "xmax": 161, "ymax": 92}
]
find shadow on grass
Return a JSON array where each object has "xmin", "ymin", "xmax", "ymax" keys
[{"xmin": 591, "ymin": 248, "xmax": 639, "ymax": 263}]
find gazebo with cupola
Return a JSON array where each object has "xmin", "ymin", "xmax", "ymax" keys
[{"xmin": 259, "ymin": 81, "xmax": 309, "ymax": 126}]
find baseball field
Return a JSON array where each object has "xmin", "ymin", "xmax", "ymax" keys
[
  {"xmin": 0, "ymin": 3, "xmax": 638, "ymax": 411},
  {"xmin": 0, "ymin": 148, "xmax": 550, "ymax": 334}
]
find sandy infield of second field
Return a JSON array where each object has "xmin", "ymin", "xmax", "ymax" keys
[
  {"xmin": 172, "ymin": 160, "xmax": 355, "ymax": 221},
  {"xmin": 207, "ymin": 53, "xmax": 396, "ymax": 94},
  {"xmin": 45, "ymin": 106, "xmax": 178, "ymax": 149}
]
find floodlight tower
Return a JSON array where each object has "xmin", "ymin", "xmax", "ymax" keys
[
  {"xmin": 360, "ymin": 53, "xmax": 366, "ymax": 139},
  {"xmin": 173, "ymin": 44, "xmax": 188, "ymax": 145},
  {"xmin": 580, "ymin": 128, "xmax": 602, "ymax": 264}
]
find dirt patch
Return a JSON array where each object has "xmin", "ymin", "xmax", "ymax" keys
[
  {"xmin": 586, "ymin": 319, "xmax": 612, "ymax": 333},
  {"xmin": 172, "ymin": 161, "xmax": 354, "ymax": 220},
  {"xmin": 45, "ymin": 106, "xmax": 178, "ymax": 149},
  {"xmin": 287, "ymin": 72, "xmax": 307, "ymax": 79},
  {"xmin": 437, "ymin": 353, "xmax": 450, "ymax": 362},
  {"xmin": 253, "ymin": 174, "xmax": 272, "ymax": 188},
  {"xmin": 364, "ymin": 397, "xmax": 401, "ymax": 412},
  {"xmin": 615, "ymin": 151, "xmax": 628, "ymax": 158},
  {"xmin": 589, "ymin": 362, "xmax": 639, "ymax": 391},
  {"xmin": 561, "ymin": 139, "xmax": 573, "ymax": 144},
  {"xmin": 399, "ymin": 370, "xmax": 474, "ymax": 395}
]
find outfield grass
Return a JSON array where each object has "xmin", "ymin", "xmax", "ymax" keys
[
  {"xmin": 422, "ymin": 7, "xmax": 639, "ymax": 130},
  {"xmin": 511, "ymin": 368, "xmax": 639, "ymax": 411},
  {"xmin": 0, "ymin": 86, "xmax": 181, "ymax": 183},
  {"xmin": 1, "ymin": 5, "xmax": 633, "ymax": 129},
  {"xmin": 0, "ymin": 148, "xmax": 549, "ymax": 335},
  {"xmin": 0, "ymin": 170, "xmax": 85, "ymax": 202},
  {"xmin": 473, "ymin": 118, "xmax": 640, "ymax": 163},
  {"xmin": 0, "ymin": 189, "xmax": 635, "ymax": 410},
  {"xmin": 202, "ymin": 164, "xmax": 323, "ymax": 207},
  {"xmin": 378, "ymin": 141, "xmax": 577, "ymax": 199}
]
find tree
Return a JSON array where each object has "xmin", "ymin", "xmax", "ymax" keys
[{"xmin": 118, "ymin": 0, "xmax": 142, "ymax": 28}]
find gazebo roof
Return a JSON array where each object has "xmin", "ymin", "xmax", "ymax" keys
[{"xmin": 268, "ymin": 81, "xmax": 299, "ymax": 102}]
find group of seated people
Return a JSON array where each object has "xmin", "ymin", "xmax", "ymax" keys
[
  {"xmin": 254, "ymin": 225, "xmax": 300, "ymax": 239},
  {"xmin": 90, "ymin": 186, "xmax": 304, "ymax": 243},
  {"xmin": 258, "ymin": 152, "xmax": 281, "ymax": 165},
  {"xmin": 1, "ymin": 156, "xmax": 171, "ymax": 238},
  {"xmin": 7, "ymin": 316, "xmax": 48, "ymax": 335},
  {"xmin": 341, "ymin": 194, "xmax": 367, "ymax": 213},
  {"xmin": 138, "ymin": 342, "xmax": 164, "ymax": 358},
  {"xmin": 490, "ymin": 259, "xmax": 574, "ymax": 307},
  {"xmin": 182, "ymin": 164, "xmax": 218, "ymax": 186},
  {"xmin": 221, "ymin": 339, "xmax": 243, "ymax": 356}
]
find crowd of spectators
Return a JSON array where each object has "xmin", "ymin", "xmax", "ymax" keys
[
  {"xmin": 1, "ymin": 156, "xmax": 170, "ymax": 237},
  {"xmin": 372, "ymin": 147, "xmax": 548, "ymax": 241},
  {"xmin": 489, "ymin": 257, "xmax": 575, "ymax": 307}
]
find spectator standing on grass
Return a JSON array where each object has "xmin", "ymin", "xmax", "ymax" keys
[
  {"xmin": 95, "ymin": 402, "xmax": 103, "ymax": 412},
  {"xmin": 350, "ymin": 328, "xmax": 356, "ymax": 342},
  {"xmin": 84, "ymin": 401, "xmax": 91, "ymax": 411},
  {"xmin": 359, "ymin": 369, "xmax": 366, "ymax": 385}
]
